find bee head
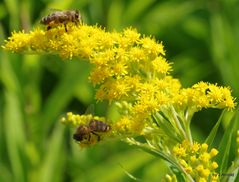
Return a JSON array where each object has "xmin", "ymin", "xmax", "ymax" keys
[
  {"xmin": 40, "ymin": 17, "xmax": 46, "ymax": 24},
  {"xmin": 75, "ymin": 10, "xmax": 81, "ymax": 21},
  {"xmin": 73, "ymin": 133, "xmax": 89, "ymax": 141}
]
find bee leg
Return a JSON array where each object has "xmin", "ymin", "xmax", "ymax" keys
[
  {"xmin": 92, "ymin": 132, "xmax": 100, "ymax": 141},
  {"xmin": 47, "ymin": 25, "xmax": 52, "ymax": 31},
  {"xmin": 64, "ymin": 23, "xmax": 68, "ymax": 32}
]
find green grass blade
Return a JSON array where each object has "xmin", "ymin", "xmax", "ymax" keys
[
  {"xmin": 2, "ymin": 54, "xmax": 27, "ymax": 182},
  {"xmin": 42, "ymin": 61, "xmax": 92, "ymax": 129},
  {"xmin": 82, "ymin": 150, "xmax": 153, "ymax": 182},
  {"xmin": 39, "ymin": 125, "xmax": 65, "ymax": 182},
  {"xmin": 123, "ymin": 0, "xmax": 155, "ymax": 24}
]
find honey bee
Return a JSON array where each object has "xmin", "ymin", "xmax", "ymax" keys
[
  {"xmin": 40, "ymin": 10, "xmax": 81, "ymax": 31},
  {"xmin": 73, "ymin": 119, "xmax": 111, "ymax": 144}
]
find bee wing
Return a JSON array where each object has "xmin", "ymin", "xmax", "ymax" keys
[
  {"xmin": 48, "ymin": 8, "xmax": 62, "ymax": 12},
  {"xmin": 85, "ymin": 104, "xmax": 95, "ymax": 115}
]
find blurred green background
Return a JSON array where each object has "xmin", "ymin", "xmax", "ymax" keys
[{"xmin": 0, "ymin": 0, "xmax": 239, "ymax": 181}]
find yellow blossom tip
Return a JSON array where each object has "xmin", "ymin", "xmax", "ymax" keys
[
  {"xmin": 201, "ymin": 143, "xmax": 208, "ymax": 151},
  {"xmin": 210, "ymin": 148, "xmax": 218, "ymax": 157}
]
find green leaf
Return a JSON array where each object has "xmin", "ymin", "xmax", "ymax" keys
[
  {"xmin": 205, "ymin": 110, "xmax": 225, "ymax": 148},
  {"xmin": 153, "ymin": 112, "xmax": 181, "ymax": 143},
  {"xmin": 217, "ymin": 108, "xmax": 239, "ymax": 175}
]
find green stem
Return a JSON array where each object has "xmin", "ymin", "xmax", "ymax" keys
[
  {"xmin": 183, "ymin": 110, "xmax": 193, "ymax": 144},
  {"xmin": 125, "ymin": 138, "xmax": 194, "ymax": 181},
  {"xmin": 170, "ymin": 106, "xmax": 187, "ymax": 140}
]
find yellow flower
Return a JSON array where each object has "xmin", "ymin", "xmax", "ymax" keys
[
  {"xmin": 140, "ymin": 37, "xmax": 165, "ymax": 57},
  {"xmin": 210, "ymin": 148, "xmax": 219, "ymax": 157},
  {"xmin": 129, "ymin": 47, "xmax": 146, "ymax": 63},
  {"xmin": 199, "ymin": 152, "xmax": 210, "ymax": 163},
  {"xmin": 3, "ymin": 24, "xmax": 235, "ymax": 114},
  {"xmin": 210, "ymin": 162, "xmax": 218, "ymax": 170},
  {"xmin": 172, "ymin": 140, "xmax": 219, "ymax": 181},
  {"xmin": 3, "ymin": 22, "xmax": 235, "ymax": 170},
  {"xmin": 164, "ymin": 174, "xmax": 177, "ymax": 182},
  {"xmin": 3, "ymin": 30, "xmax": 31, "ymax": 52},
  {"xmin": 120, "ymin": 28, "xmax": 140, "ymax": 48},
  {"xmin": 61, "ymin": 112, "xmax": 95, "ymax": 126},
  {"xmin": 201, "ymin": 143, "xmax": 208, "ymax": 151},
  {"xmin": 172, "ymin": 145, "xmax": 186, "ymax": 157},
  {"xmin": 151, "ymin": 56, "xmax": 172, "ymax": 75},
  {"xmin": 237, "ymin": 130, "xmax": 239, "ymax": 156},
  {"xmin": 192, "ymin": 143, "xmax": 200, "ymax": 153},
  {"xmin": 115, "ymin": 115, "xmax": 145, "ymax": 134}
]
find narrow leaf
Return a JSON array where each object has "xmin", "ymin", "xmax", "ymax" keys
[
  {"xmin": 217, "ymin": 108, "xmax": 239, "ymax": 174},
  {"xmin": 205, "ymin": 110, "xmax": 225, "ymax": 148}
]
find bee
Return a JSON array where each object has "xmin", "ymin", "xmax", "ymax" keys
[
  {"xmin": 73, "ymin": 119, "xmax": 111, "ymax": 144},
  {"xmin": 40, "ymin": 10, "xmax": 81, "ymax": 31}
]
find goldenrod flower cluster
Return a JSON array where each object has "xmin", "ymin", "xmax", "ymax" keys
[
  {"xmin": 2, "ymin": 22, "xmax": 237, "ymax": 179},
  {"xmin": 61, "ymin": 112, "xmax": 106, "ymax": 126},
  {"xmin": 3, "ymin": 23, "xmax": 235, "ymax": 136},
  {"xmin": 172, "ymin": 140, "xmax": 219, "ymax": 181}
]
